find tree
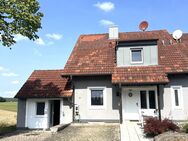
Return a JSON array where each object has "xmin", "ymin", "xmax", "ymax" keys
[
  {"xmin": 0, "ymin": 0, "xmax": 43, "ymax": 47},
  {"xmin": 0, "ymin": 97, "xmax": 6, "ymax": 102}
]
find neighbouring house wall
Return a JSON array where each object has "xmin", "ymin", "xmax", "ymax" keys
[
  {"xmin": 161, "ymin": 74, "xmax": 188, "ymax": 120},
  {"xmin": 117, "ymin": 45, "xmax": 158, "ymax": 66},
  {"xmin": 17, "ymin": 99, "xmax": 26, "ymax": 128},
  {"xmin": 73, "ymin": 76, "xmax": 120, "ymax": 122}
]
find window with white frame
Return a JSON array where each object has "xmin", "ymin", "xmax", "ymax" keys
[
  {"xmin": 36, "ymin": 102, "xmax": 45, "ymax": 115},
  {"xmin": 171, "ymin": 86, "xmax": 183, "ymax": 109},
  {"xmin": 88, "ymin": 87, "xmax": 106, "ymax": 109},
  {"xmin": 140, "ymin": 90, "xmax": 157, "ymax": 109},
  {"xmin": 131, "ymin": 48, "xmax": 143, "ymax": 63},
  {"xmin": 91, "ymin": 90, "xmax": 103, "ymax": 105}
]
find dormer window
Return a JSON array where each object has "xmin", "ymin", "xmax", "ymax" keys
[
  {"xmin": 130, "ymin": 48, "xmax": 143, "ymax": 64},
  {"xmin": 116, "ymin": 40, "xmax": 158, "ymax": 66}
]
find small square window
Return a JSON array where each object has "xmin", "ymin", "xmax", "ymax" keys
[
  {"xmin": 131, "ymin": 49, "xmax": 143, "ymax": 63},
  {"xmin": 36, "ymin": 102, "xmax": 45, "ymax": 115},
  {"xmin": 91, "ymin": 90, "xmax": 103, "ymax": 106}
]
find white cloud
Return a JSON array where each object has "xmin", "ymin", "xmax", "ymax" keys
[
  {"xmin": 34, "ymin": 38, "xmax": 45, "ymax": 46},
  {"xmin": 99, "ymin": 19, "xmax": 115, "ymax": 27},
  {"xmin": 4, "ymin": 91, "xmax": 17, "ymax": 98},
  {"xmin": 46, "ymin": 33, "xmax": 62, "ymax": 40},
  {"xmin": 0, "ymin": 66, "xmax": 4, "ymax": 71},
  {"xmin": 2, "ymin": 72, "xmax": 18, "ymax": 77},
  {"xmin": 14, "ymin": 34, "xmax": 28, "ymax": 42},
  {"xmin": 0, "ymin": 66, "xmax": 9, "ymax": 72},
  {"xmin": 11, "ymin": 80, "xmax": 19, "ymax": 84},
  {"xmin": 94, "ymin": 2, "xmax": 115, "ymax": 12}
]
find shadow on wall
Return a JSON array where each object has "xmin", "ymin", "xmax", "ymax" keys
[{"xmin": 16, "ymin": 79, "xmax": 71, "ymax": 98}]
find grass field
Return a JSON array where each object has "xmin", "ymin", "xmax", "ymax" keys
[
  {"xmin": 0, "ymin": 102, "xmax": 17, "ymax": 135},
  {"xmin": 0, "ymin": 102, "xmax": 17, "ymax": 112}
]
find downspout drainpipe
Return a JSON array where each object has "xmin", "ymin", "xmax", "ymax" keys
[
  {"xmin": 70, "ymin": 75, "xmax": 75, "ymax": 122},
  {"xmin": 157, "ymin": 84, "xmax": 162, "ymax": 121},
  {"xmin": 119, "ymin": 83, "xmax": 123, "ymax": 124}
]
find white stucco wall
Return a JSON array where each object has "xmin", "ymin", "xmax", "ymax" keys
[
  {"xmin": 73, "ymin": 76, "xmax": 120, "ymax": 122},
  {"xmin": 61, "ymin": 99, "xmax": 73, "ymax": 124},
  {"xmin": 25, "ymin": 98, "xmax": 73, "ymax": 129},
  {"xmin": 26, "ymin": 99, "xmax": 49, "ymax": 129},
  {"xmin": 161, "ymin": 75, "xmax": 188, "ymax": 120}
]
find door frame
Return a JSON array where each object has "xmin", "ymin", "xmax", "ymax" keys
[
  {"xmin": 49, "ymin": 100, "xmax": 61, "ymax": 127},
  {"xmin": 122, "ymin": 86, "xmax": 158, "ymax": 121}
]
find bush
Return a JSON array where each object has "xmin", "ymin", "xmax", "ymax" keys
[
  {"xmin": 144, "ymin": 117, "xmax": 179, "ymax": 137},
  {"xmin": 0, "ymin": 122, "xmax": 16, "ymax": 135},
  {"xmin": 182, "ymin": 123, "xmax": 188, "ymax": 133}
]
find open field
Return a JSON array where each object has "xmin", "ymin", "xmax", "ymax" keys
[
  {"xmin": 0, "ymin": 103, "xmax": 17, "ymax": 135},
  {"xmin": 0, "ymin": 102, "xmax": 17, "ymax": 112}
]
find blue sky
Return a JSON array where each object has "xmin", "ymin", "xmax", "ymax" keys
[{"xmin": 0, "ymin": 0, "xmax": 188, "ymax": 98}]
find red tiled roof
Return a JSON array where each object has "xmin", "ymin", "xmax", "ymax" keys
[
  {"xmin": 62, "ymin": 30, "xmax": 188, "ymax": 84},
  {"xmin": 62, "ymin": 34, "xmax": 116, "ymax": 75},
  {"xmin": 15, "ymin": 70, "xmax": 72, "ymax": 98},
  {"xmin": 118, "ymin": 30, "xmax": 172, "ymax": 41},
  {"xmin": 112, "ymin": 66, "xmax": 169, "ymax": 84}
]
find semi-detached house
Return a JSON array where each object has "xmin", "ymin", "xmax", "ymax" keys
[{"xmin": 15, "ymin": 27, "xmax": 188, "ymax": 129}]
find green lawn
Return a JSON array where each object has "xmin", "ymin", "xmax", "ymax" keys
[{"xmin": 0, "ymin": 102, "xmax": 17, "ymax": 112}]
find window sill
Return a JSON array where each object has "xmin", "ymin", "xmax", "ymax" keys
[
  {"xmin": 89, "ymin": 106, "xmax": 106, "ymax": 110},
  {"xmin": 173, "ymin": 107, "xmax": 183, "ymax": 110},
  {"xmin": 130, "ymin": 61, "xmax": 143, "ymax": 64},
  {"xmin": 35, "ymin": 115, "xmax": 46, "ymax": 118}
]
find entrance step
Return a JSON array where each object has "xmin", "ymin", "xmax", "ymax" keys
[{"xmin": 50, "ymin": 123, "xmax": 70, "ymax": 132}]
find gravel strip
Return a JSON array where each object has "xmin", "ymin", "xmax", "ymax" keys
[
  {"xmin": 0, "ymin": 124, "xmax": 120, "ymax": 141},
  {"xmin": 44, "ymin": 124, "xmax": 120, "ymax": 141},
  {"xmin": 0, "ymin": 130, "xmax": 52, "ymax": 141},
  {"xmin": 155, "ymin": 131, "xmax": 188, "ymax": 141}
]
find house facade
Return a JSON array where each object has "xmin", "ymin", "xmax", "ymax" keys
[{"xmin": 15, "ymin": 28, "xmax": 188, "ymax": 129}]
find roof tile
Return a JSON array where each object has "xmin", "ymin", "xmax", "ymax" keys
[{"xmin": 15, "ymin": 70, "xmax": 72, "ymax": 98}]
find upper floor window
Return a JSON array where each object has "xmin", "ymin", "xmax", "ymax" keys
[{"xmin": 131, "ymin": 48, "xmax": 143, "ymax": 63}]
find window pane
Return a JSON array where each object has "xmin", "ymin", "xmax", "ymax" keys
[
  {"xmin": 36, "ymin": 102, "xmax": 45, "ymax": 115},
  {"xmin": 132, "ymin": 49, "xmax": 142, "ymax": 62},
  {"xmin": 140, "ymin": 91, "xmax": 147, "ymax": 109},
  {"xmin": 149, "ymin": 91, "xmax": 156, "ymax": 109},
  {"xmin": 174, "ymin": 89, "xmax": 179, "ymax": 106},
  {"xmin": 91, "ymin": 90, "xmax": 103, "ymax": 106}
]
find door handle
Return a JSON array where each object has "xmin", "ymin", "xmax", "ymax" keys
[{"xmin": 136, "ymin": 102, "xmax": 138, "ymax": 106}]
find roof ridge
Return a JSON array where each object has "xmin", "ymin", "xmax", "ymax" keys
[
  {"xmin": 79, "ymin": 29, "xmax": 169, "ymax": 37},
  {"xmin": 33, "ymin": 69, "xmax": 64, "ymax": 72},
  {"xmin": 80, "ymin": 33, "xmax": 107, "ymax": 36}
]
